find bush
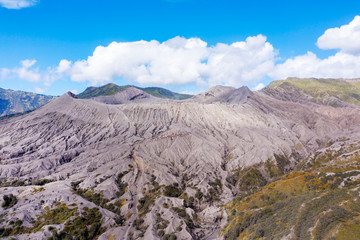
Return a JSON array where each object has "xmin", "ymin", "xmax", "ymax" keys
[
  {"xmin": 63, "ymin": 207, "xmax": 104, "ymax": 239},
  {"xmin": 116, "ymin": 171, "xmax": 128, "ymax": 197},
  {"xmin": 224, "ymin": 223, "xmax": 242, "ymax": 240},
  {"xmin": 238, "ymin": 168, "xmax": 267, "ymax": 191},
  {"xmin": 2, "ymin": 194, "xmax": 18, "ymax": 209},
  {"xmin": 164, "ymin": 233, "xmax": 177, "ymax": 240},
  {"xmin": 172, "ymin": 207, "xmax": 195, "ymax": 229},
  {"xmin": 195, "ymin": 190, "xmax": 203, "ymax": 200},
  {"xmin": 164, "ymin": 185, "xmax": 182, "ymax": 198},
  {"xmin": 32, "ymin": 179, "xmax": 53, "ymax": 186}
]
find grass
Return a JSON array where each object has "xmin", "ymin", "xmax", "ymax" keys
[
  {"xmin": 31, "ymin": 202, "xmax": 78, "ymax": 232},
  {"xmin": 222, "ymin": 141, "xmax": 360, "ymax": 240},
  {"xmin": 268, "ymin": 77, "xmax": 360, "ymax": 106}
]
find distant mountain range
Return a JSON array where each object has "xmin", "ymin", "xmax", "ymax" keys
[
  {"xmin": 77, "ymin": 83, "xmax": 193, "ymax": 100},
  {"xmin": 2, "ymin": 78, "xmax": 360, "ymax": 118},
  {"xmin": 0, "ymin": 84, "xmax": 193, "ymax": 118},
  {"xmin": 0, "ymin": 88, "xmax": 55, "ymax": 117}
]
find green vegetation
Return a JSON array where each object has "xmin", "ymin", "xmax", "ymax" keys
[
  {"xmin": 46, "ymin": 206, "xmax": 104, "ymax": 240},
  {"xmin": 141, "ymin": 87, "xmax": 192, "ymax": 100},
  {"xmin": 115, "ymin": 170, "xmax": 129, "ymax": 197},
  {"xmin": 236, "ymin": 168, "xmax": 267, "ymax": 192},
  {"xmin": 0, "ymin": 218, "xmax": 24, "ymax": 238},
  {"xmin": 77, "ymin": 83, "xmax": 192, "ymax": 100},
  {"xmin": 138, "ymin": 195, "xmax": 155, "ymax": 216},
  {"xmin": 31, "ymin": 178, "xmax": 54, "ymax": 186},
  {"xmin": 163, "ymin": 232, "xmax": 177, "ymax": 240},
  {"xmin": 71, "ymin": 181, "xmax": 124, "ymax": 214},
  {"xmin": 0, "ymin": 178, "xmax": 53, "ymax": 187},
  {"xmin": 205, "ymin": 178, "xmax": 223, "ymax": 202},
  {"xmin": 268, "ymin": 77, "xmax": 360, "ymax": 106},
  {"xmin": 0, "ymin": 87, "xmax": 55, "ymax": 117},
  {"xmin": 1, "ymin": 194, "xmax": 18, "ymax": 209},
  {"xmin": 63, "ymin": 207, "xmax": 104, "ymax": 239},
  {"xmin": 77, "ymin": 84, "xmax": 131, "ymax": 98},
  {"xmin": 163, "ymin": 183, "xmax": 182, "ymax": 198},
  {"xmin": 0, "ymin": 202, "xmax": 102, "ymax": 239},
  {"xmin": 132, "ymin": 217, "xmax": 148, "ymax": 238},
  {"xmin": 155, "ymin": 212, "xmax": 170, "ymax": 237},
  {"xmin": 31, "ymin": 202, "xmax": 77, "ymax": 232},
  {"xmin": 172, "ymin": 207, "xmax": 196, "ymax": 229},
  {"xmin": 222, "ymin": 141, "xmax": 360, "ymax": 240}
]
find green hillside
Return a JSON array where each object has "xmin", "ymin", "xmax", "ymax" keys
[
  {"xmin": 0, "ymin": 88, "xmax": 55, "ymax": 117},
  {"xmin": 77, "ymin": 83, "xmax": 192, "ymax": 100},
  {"xmin": 267, "ymin": 77, "xmax": 360, "ymax": 106},
  {"xmin": 222, "ymin": 142, "xmax": 360, "ymax": 240}
]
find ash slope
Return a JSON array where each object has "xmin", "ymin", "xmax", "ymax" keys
[{"xmin": 1, "ymin": 80, "xmax": 360, "ymax": 239}]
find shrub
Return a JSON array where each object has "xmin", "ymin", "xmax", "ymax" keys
[
  {"xmin": 195, "ymin": 190, "xmax": 203, "ymax": 200},
  {"xmin": 164, "ymin": 185, "xmax": 182, "ymax": 198},
  {"xmin": 1, "ymin": 194, "xmax": 18, "ymax": 209},
  {"xmin": 32, "ymin": 179, "xmax": 53, "ymax": 186},
  {"xmin": 63, "ymin": 207, "xmax": 104, "ymax": 239},
  {"xmin": 238, "ymin": 168, "xmax": 267, "ymax": 191},
  {"xmin": 164, "ymin": 233, "xmax": 177, "ymax": 240},
  {"xmin": 116, "ymin": 171, "xmax": 129, "ymax": 197}
]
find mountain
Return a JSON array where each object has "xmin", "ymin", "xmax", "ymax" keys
[
  {"xmin": 267, "ymin": 77, "xmax": 360, "ymax": 107},
  {"xmin": 0, "ymin": 88, "xmax": 55, "ymax": 117},
  {"xmin": 1, "ymin": 79, "xmax": 360, "ymax": 239},
  {"xmin": 78, "ymin": 83, "xmax": 193, "ymax": 100},
  {"xmin": 222, "ymin": 137, "xmax": 360, "ymax": 240},
  {"xmin": 92, "ymin": 87, "xmax": 162, "ymax": 105}
]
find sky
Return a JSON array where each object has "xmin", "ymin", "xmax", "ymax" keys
[{"xmin": 1, "ymin": 0, "xmax": 360, "ymax": 96}]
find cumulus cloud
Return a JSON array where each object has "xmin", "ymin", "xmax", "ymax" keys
[
  {"xmin": 270, "ymin": 51, "xmax": 360, "ymax": 79},
  {"xmin": 0, "ymin": 59, "xmax": 66, "ymax": 85},
  {"xmin": 317, "ymin": 16, "xmax": 360, "ymax": 54},
  {"xmin": 34, "ymin": 87, "xmax": 45, "ymax": 94},
  {"xmin": 252, "ymin": 83, "xmax": 266, "ymax": 91},
  {"xmin": 0, "ymin": 0, "xmax": 37, "ymax": 9},
  {"xmin": 270, "ymin": 16, "xmax": 360, "ymax": 80},
  {"xmin": 15, "ymin": 59, "xmax": 41, "ymax": 82},
  {"xmin": 61, "ymin": 35, "xmax": 275, "ymax": 88}
]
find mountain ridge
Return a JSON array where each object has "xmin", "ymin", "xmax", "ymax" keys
[
  {"xmin": 0, "ymin": 87, "xmax": 55, "ymax": 117},
  {"xmin": 77, "ymin": 83, "xmax": 193, "ymax": 100},
  {"xmin": 1, "ymin": 78, "xmax": 360, "ymax": 239}
]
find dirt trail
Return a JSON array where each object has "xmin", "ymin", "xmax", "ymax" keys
[{"xmin": 119, "ymin": 144, "xmax": 145, "ymax": 240}]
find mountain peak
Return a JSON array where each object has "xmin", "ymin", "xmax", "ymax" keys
[{"xmin": 77, "ymin": 83, "xmax": 192, "ymax": 100}]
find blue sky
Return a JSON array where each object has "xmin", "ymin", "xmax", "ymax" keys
[{"xmin": 1, "ymin": 0, "xmax": 360, "ymax": 95}]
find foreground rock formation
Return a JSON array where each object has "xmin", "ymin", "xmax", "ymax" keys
[{"xmin": 1, "ymin": 78, "xmax": 360, "ymax": 239}]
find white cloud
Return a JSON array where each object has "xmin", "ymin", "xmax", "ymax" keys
[
  {"xmin": 0, "ymin": 68, "xmax": 10, "ymax": 80},
  {"xmin": 0, "ymin": 0, "xmax": 37, "ymax": 9},
  {"xmin": 21, "ymin": 59, "xmax": 37, "ymax": 68},
  {"xmin": 270, "ymin": 16, "xmax": 360, "ymax": 80},
  {"xmin": 34, "ymin": 87, "xmax": 45, "ymax": 94},
  {"xmin": 0, "ymin": 59, "xmax": 46, "ymax": 83},
  {"xmin": 252, "ymin": 83, "xmax": 265, "ymax": 91},
  {"xmin": 61, "ymin": 35, "xmax": 275, "ymax": 88},
  {"xmin": 270, "ymin": 51, "xmax": 360, "ymax": 80},
  {"xmin": 317, "ymin": 16, "xmax": 360, "ymax": 54},
  {"xmin": 15, "ymin": 59, "xmax": 40, "ymax": 82},
  {"xmin": 57, "ymin": 60, "xmax": 72, "ymax": 74}
]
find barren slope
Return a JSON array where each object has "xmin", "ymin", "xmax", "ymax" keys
[{"xmin": 1, "ymin": 83, "xmax": 360, "ymax": 239}]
